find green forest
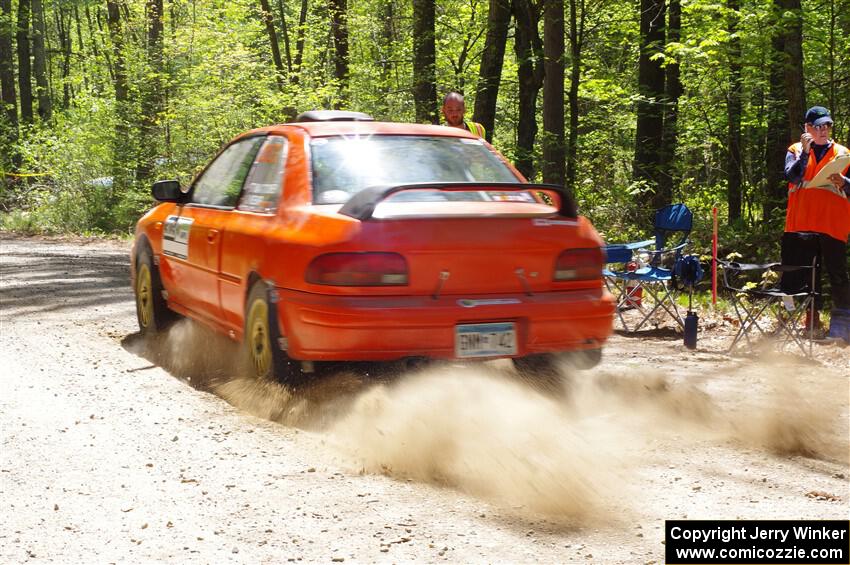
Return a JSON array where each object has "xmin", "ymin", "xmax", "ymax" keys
[{"xmin": 0, "ymin": 0, "xmax": 847, "ymax": 256}]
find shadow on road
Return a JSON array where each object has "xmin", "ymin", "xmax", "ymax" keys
[
  {"xmin": 120, "ymin": 321, "xmax": 421, "ymax": 430},
  {"xmin": 614, "ymin": 326, "xmax": 681, "ymax": 340},
  {"xmin": 0, "ymin": 243, "xmax": 132, "ymax": 317},
  {"xmin": 120, "ymin": 317, "xmax": 573, "ymax": 432}
]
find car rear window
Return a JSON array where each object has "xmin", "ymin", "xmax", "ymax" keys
[{"xmin": 310, "ymin": 135, "xmax": 519, "ymax": 204}]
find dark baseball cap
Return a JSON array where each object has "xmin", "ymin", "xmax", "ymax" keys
[{"xmin": 805, "ymin": 106, "xmax": 833, "ymax": 126}]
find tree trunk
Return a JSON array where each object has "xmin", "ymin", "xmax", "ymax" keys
[
  {"xmin": 565, "ymin": 0, "xmax": 584, "ymax": 195},
  {"xmin": 85, "ymin": 5, "xmax": 99, "ymax": 58},
  {"xmin": 291, "ymin": 0, "xmax": 308, "ymax": 84},
  {"xmin": 276, "ymin": 0, "xmax": 292, "ymax": 74},
  {"xmin": 764, "ymin": 30, "xmax": 786, "ymax": 226},
  {"xmin": 377, "ymin": 0, "xmax": 394, "ymax": 118},
  {"xmin": 763, "ymin": 0, "xmax": 805, "ymax": 225},
  {"xmin": 329, "ymin": 0, "xmax": 348, "ymax": 107},
  {"xmin": 106, "ymin": 0, "xmax": 129, "ymax": 197},
  {"xmin": 56, "ymin": 7, "xmax": 72, "ymax": 109},
  {"xmin": 73, "ymin": 5, "xmax": 84, "ymax": 59},
  {"xmin": 138, "ymin": 0, "xmax": 165, "ymax": 183},
  {"xmin": 0, "ymin": 0, "xmax": 18, "ymax": 155},
  {"xmin": 657, "ymin": 0, "xmax": 681, "ymax": 205},
  {"xmin": 106, "ymin": 1, "xmax": 127, "ymax": 104},
  {"xmin": 317, "ymin": 23, "xmax": 330, "ymax": 74},
  {"xmin": 31, "ymin": 0, "xmax": 51, "ymax": 122},
  {"xmin": 825, "ymin": 0, "xmax": 835, "ymax": 116},
  {"xmin": 73, "ymin": 5, "xmax": 88, "ymax": 92},
  {"xmin": 258, "ymin": 0, "xmax": 284, "ymax": 90},
  {"xmin": 512, "ymin": 0, "xmax": 543, "ymax": 180},
  {"xmin": 726, "ymin": 0, "xmax": 742, "ymax": 224},
  {"xmin": 146, "ymin": 0, "xmax": 163, "ymax": 119},
  {"xmin": 633, "ymin": 0, "xmax": 665, "ymax": 210},
  {"xmin": 781, "ymin": 0, "xmax": 805, "ymax": 138},
  {"xmin": 16, "ymin": 0, "xmax": 32, "ymax": 124},
  {"xmin": 542, "ymin": 0, "xmax": 565, "ymax": 185},
  {"xmin": 412, "ymin": 0, "xmax": 437, "ymax": 124},
  {"xmin": 96, "ymin": 6, "xmax": 114, "ymax": 82},
  {"xmin": 472, "ymin": 0, "xmax": 511, "ymax": 143}
]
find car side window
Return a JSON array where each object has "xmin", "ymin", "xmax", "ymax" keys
[
  {"xmin": 237, "ymin": 135, "xmax": 288, "ymax": 213},
  {"xmin": 191, "ymin": 136, "xmax": 265, "ymax": 207}
]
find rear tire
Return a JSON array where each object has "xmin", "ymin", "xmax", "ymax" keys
[
  {"xmin": 244, "ymin": 281, "xmax": 305, "ymax": 387},
  {"xmin": 135, "ymin": 247, "xmax": 177, "ymax": 335}
]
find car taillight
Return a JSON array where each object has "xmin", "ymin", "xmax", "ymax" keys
[
  {"xmin": 553, "ymin": 248, "xmax": 604, "ymax": 281},
  {"xmin": 306, "ymin": 252, "xmax": 409, "ymax": 286}
]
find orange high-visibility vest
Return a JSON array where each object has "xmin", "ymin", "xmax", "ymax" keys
[
  {"xmin": 464, "ymin": 120, "xmax": 486, "ymax": 139},
  {"xmin": 785, "ymin": 141, "xmax": 850, "ymax": 242}
]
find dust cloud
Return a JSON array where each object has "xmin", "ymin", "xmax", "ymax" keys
[
  {"xmin": 133, "ymin": 322, "xmax": 848, "ymax": 522},
  {"xmin": 326, "ymin": 368, "xmax": 628, "ymax": 523},
  {"xmin": 722, "ymin": 365, "xmax": 848, "ymax": 461},
  {"xmin": 130, "ymin": 319, "xmax": 241, "ymax": 391},
  {"xmin": 573, "ymin": 363, "xmax": 848, "ymax": 464}
]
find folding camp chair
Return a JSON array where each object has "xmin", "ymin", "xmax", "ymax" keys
[
  {"xmin": 602, "ymin": 238, "xmax": 654, "ymax": 329},
  {"xmin": 603, "ymin": 203, "xmax": 693, "ymax": 333},
  {"xmin": 717, "ymin": 259, "xmax": 817, "ymax": 357}
]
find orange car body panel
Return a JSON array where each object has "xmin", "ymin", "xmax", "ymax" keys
[{"xmin": 132, "ymin": 121, "xmax": 614, "ymax": 362}]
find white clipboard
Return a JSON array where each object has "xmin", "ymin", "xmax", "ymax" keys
[{"xmin": 805, "ymin": 153, "xmax": 850, "ymax": 188}]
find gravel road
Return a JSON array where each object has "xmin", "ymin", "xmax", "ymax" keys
[{"xmin": 1, "ymin": 233, "xmax": 847, "ymax": 564}]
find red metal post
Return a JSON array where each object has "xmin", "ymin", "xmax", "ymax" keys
[{"xmin": 712, "ymin": 205, "xmax": 718, "ymax": 307}]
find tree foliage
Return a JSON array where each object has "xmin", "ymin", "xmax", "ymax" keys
[{"xmin": 0, "ymin": 0, "xmax": 845, "ymax": 259}]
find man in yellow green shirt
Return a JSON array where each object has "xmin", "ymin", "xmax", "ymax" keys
[{"xmin": 441, "ymin": 92, "xmax": 486, "ymax": 138}]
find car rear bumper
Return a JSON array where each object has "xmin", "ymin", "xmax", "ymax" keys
[{"xmin": 275, "ymin": 287, "xmax": 615, "ymax": 361}]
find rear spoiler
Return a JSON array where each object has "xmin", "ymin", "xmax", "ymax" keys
[{"xmin": 337, "ymin": 182, "xmax": 578, "ymax": 221}]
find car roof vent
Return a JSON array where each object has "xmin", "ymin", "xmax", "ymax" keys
[{"xmin": 294, "ymin": 110, "xmax": 375, "ymax": 123}]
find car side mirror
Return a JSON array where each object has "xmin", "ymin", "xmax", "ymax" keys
[{"xmin": 152, "ymin": 180, "xmax": 182, "ymax": 202}]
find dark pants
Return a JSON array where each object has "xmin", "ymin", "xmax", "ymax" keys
[{"xmin": 780, "ymin": 231, "xmax": 850, "ymax": 311}]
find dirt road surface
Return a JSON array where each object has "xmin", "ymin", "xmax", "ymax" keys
[{"xmin": 1, "ymin": 233, "xmax": 848, "ymax": 564}]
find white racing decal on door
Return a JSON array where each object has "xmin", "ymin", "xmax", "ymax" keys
[{"xmin": 162, "ymin": 215, "xmax": 194, "ymax": 259}]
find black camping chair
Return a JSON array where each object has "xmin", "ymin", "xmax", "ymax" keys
[{"xmin": 717, "ymin": 259, "xmax": 818, "ymax": 357}]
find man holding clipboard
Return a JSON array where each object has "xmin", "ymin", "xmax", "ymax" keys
[{"xmin": 782, "ymin": 105, "xmax": 850, "ymax": 343}]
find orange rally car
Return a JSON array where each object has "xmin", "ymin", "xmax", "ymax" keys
[{"xmin": 131, "ymin": 111, "xmax": 615, "ymax": 385}]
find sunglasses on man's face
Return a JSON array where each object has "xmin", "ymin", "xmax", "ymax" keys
[{"xmin": 807, "ymin": 122, "xmax": 833, "ymax": 131}]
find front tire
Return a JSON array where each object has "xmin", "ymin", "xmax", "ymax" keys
[
  {"xmin": 135, "ymin": 247, "xmax": 177, "ymax": 335},
  {"xmin": 244, "ymin": 281, "xmax": 304, "ymax": 387}
]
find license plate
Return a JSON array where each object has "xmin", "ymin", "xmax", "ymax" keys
[{"xmin": 455, "ymin": 322, "xmax": 517, "ymax": 358}]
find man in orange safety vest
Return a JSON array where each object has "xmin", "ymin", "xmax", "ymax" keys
[{"xmin": 782, "ymin": 105, "xmax": 850, "ymax": 342}]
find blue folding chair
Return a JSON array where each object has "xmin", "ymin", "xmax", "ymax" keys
[
  {"xmin": 602, "ymin": 239, "xmax": 654, "ymax": 329},
  {"xmin": 603, "ymin": 203, "xmax": 693, "ymax": 333}
]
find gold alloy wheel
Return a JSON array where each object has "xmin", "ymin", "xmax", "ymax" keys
[
  {"xmin": 247, "ymin": 298, "xmax": 272, "ymax": 378},
  {"xmin": 136, "ymin": 263, "xmax": 154, "ymax": 329}
]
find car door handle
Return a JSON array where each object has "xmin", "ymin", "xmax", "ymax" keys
[{"xmin": 207, "ymin": 229, "xmax": 219, "ymax": 243}]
